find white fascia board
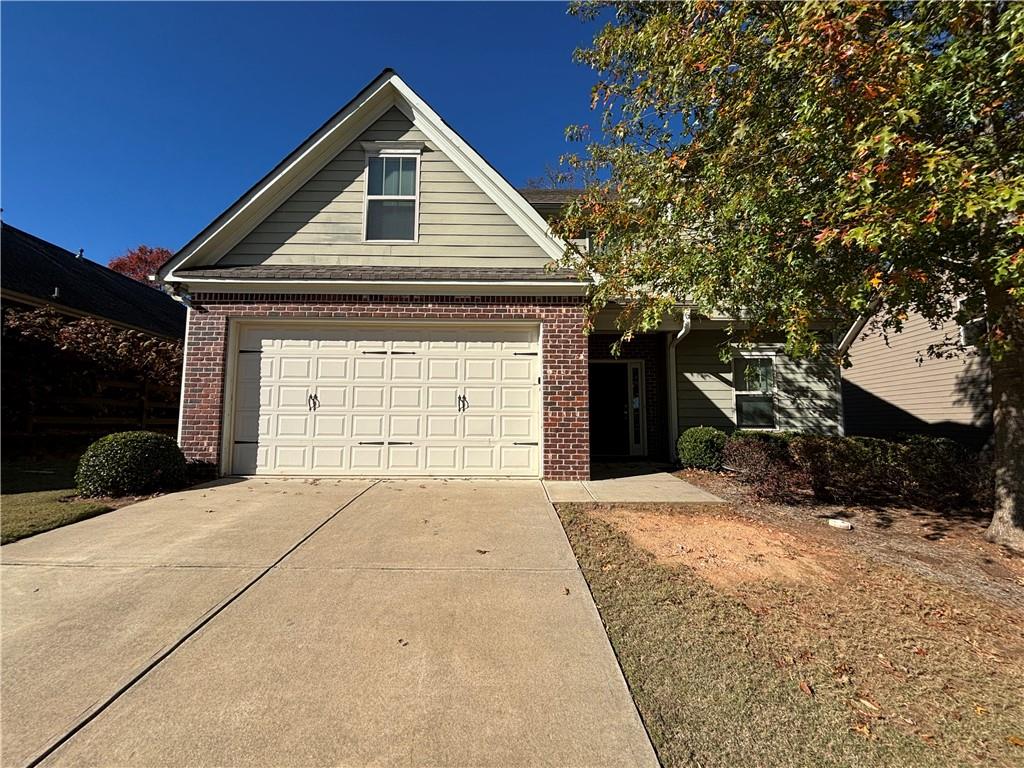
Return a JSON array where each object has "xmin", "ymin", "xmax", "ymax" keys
[
  {"xmin": 161, "ymin": 74, "xmax": 396, "ymax": 280},
  {"xmin": 174, "ymin": 278, "xmax": 589, "ymax": 297},
  {"xmin": 387, "ymin": 76, "xmax": 568, "ymax": 262}
]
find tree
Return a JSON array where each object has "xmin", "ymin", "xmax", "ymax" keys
[
  {"xmin": 108, "ymin": 245, "xmax": 173, "ymax": 285},
  {"xmin": 557, "ymin": 2, "xmax": 1023, "ymax": 549}
]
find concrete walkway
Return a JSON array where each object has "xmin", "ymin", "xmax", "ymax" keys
[
  {"xmin": 1, "ymin": 479, "xmax": 657, "ymax": 767},
  {"xmin": 545, "ymin": 466, "xmax": 725, "ymax": 503}
]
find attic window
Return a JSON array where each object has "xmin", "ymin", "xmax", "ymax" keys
[{"xmin": 364, "ymin": 147, "xmax": 420, "ymax": 242}]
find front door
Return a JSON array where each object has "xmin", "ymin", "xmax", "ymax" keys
[{"xmin": 589, "ymin": 363, "xmax": 630, "ymax": 458}]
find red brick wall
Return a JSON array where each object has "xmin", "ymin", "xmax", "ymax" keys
[
  {"xmin": 589, "ymin": 333, "xmax": 669, "ymax": 460},
  {"xmin": 180, "ymin": 294, "xmax": 590, "ymax": 480}
]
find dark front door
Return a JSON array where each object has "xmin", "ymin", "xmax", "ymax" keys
[{"xmin": 589, "ymin": 363, "xmax": 630, "ymax": 458}]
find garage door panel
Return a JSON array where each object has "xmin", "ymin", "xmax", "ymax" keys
[
  {"xmin": 276, "ymin": 414, "xmax": 310, "ymax": 438},
  {"xmin": 354, "ymin": 357, "xmax": 387, "ymax": 380},
  {"xmin": 311, "ymin": 446, "xmax": 345, "ymax": 471},
  {"xmin": 231, "ymin": 323, "xmax": 541, "ymax": 476},
  {"xmin": 426, "ymin": 415, "xmax": 458, "ymax": 438},
  {"xmin": 352, "ymin": 387, "xmax": 385, "ymax": 409},
  {"xmin": 313, "ymin": 415, "xmax": 346, "ymax": 438},
  {"xmin": 317, "ymin": 358, "xmax": 348, "ymax": 379},
  {"xmin": 464, "ymin": 416, "xmax": 496, "ymax": 439},
  {"xmin": 278, "ymin": 387, "xmax": 310, "ymax": 409},
  {"xmin": 315, "ymin": 386, "xmax": 348, "ymax": 409},
  {"xmin": 500, "ymin": 388, "xmax": 533, "ymax": 410},
  {"xmin": 426, "ymin": 387, "xmax": 459, "ymax": 409},
  {"xmin": 426, "ymin": 358, "xmax": 459, "ymax": 381},
  {"xmin": 389, "ymin": 415, "xmax": 422, "ymax": 439},
  {"xmin": 425, "ymin": 445, "xmax": 458, "ymax": 471},
  {"xmin": 462, "ymin": 387, "xmax": 496, "ymax": 409},
  {"xmin": 351, "ymin": 414, "xmax": 385, "ymax": 438},
  {"xmin": 390, "ymin": 387, "xmax": 423, "ymax": 409},
  {"xmin": 273, "ymin": 446, "xmax": 308, "ymax": 470},
  {"xmin": 390, "ymin": 357, "xmax": 424, "ymax": 380},
  {"xmin": 350, "ymin": 445, "xmax": 385, "ymax": 471}
]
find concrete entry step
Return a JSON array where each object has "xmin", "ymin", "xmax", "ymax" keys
[{"xmin": 544, "ymin": 465, "xmax": 725, "ymax": 504}]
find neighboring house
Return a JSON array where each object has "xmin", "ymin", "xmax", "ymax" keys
[
  {"xmin": 1, "ymin": 222, "xmax": 186, "ymax": 447},
  {"xmin": 842, "ymin": 309, "xmax": 992, "ymax": 448},
  {"xmin": 1, "ymin": 223, "xmax": 185, "ymax": 339},
  {"xmin": 158, "ymin": 69, "xmax": 841, "ymax": 480}
]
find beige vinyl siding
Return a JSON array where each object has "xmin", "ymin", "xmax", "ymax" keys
[
  {"xmin": 843, "ymin": 310, "xmax": 990, "ymax": 434},
  {"xmin": 774, "ymin": 354, "xmax": 842, "ymax": 433},
  {"xmin": 676, "ymin": 330, "xmax": 841, "ymax": 434},
  {"xmin": 676, "ymin": 331, "xmax": 736, "ymax": 430},
  {"xmin": 218, "ymin": 107, "xmax": 550, "ymax": 268}
]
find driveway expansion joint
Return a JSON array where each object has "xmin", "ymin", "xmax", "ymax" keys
[{"xmin": 21, "ymin": 479, "xmax": 381, "ymax": 768}]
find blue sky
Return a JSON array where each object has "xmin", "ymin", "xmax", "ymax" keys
[{"xmin": 1, "ymin": 2, "xmax": 600, "ymax": 264}]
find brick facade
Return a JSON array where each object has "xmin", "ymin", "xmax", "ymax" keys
[
  {"xmin": 180, "ymin": 293, "xmax": 590, "ymax": 480},
  {"xmin": 589, "ymin": 333, "xmax": 670, "ymax": 460}
]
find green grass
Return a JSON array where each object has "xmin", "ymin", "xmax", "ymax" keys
[
  {"xmin": 1, "ymin": 491, "xmax": 113, "ymax": 544},
  {"xmin": 1, "ymin": 457, "xmax": 112, "ymax": 544},
  {"xmin": 556, "ymin": 503, "xmax": 1023, "ymax": 768}
]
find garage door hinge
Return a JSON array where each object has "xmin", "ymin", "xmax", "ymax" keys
[
  {"xmin": 238, "ymin": 350, "xmax": 260, "ymax": 354},
  {"xmin": 390, "ymin": 351, "xmax": 416, "ymax": 355},
  {"xmin": 361, "ymin": 350, "xmax": 388, "ymax": 355},
  {"xmin": 513, "ymin": 441, "xmax": 539, "ymax": 446},
  {"xmin": 234, "ymin": 440, "xmax": 258, "ymax": 444},
  {"xmin": 513, "ymin": 352, "xmax": 539, "ymax": 356},
  {"xmin": 358, "ymin": 441, "xmax": 386, "ymax": 445}
]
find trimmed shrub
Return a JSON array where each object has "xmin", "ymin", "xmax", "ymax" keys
[
  {"xmin": 723, "ymin": 432, "xmax": 802, "ymax": 500},
  {"xmin": 76, "ymin": 431, "xmax": 186, "ymax": 497},
  {"xmin": 899, "ymin": 434, "xmax": 974, "ymax": 508},
  {"xmin": 677, "ymin": 426, "xmax": 728, "ymax": 470}
]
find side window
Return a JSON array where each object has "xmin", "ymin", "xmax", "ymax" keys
[
  {"xmin": 957, "ymin": 297, "xmax": 986, "ymax": 349},
  {"xmin": 733, "ymin": 356, "xmax": 775, "ymax": 429},
  {"xmin": 364, "ymin": 154, "xmax": 418, "ymax": 241}
]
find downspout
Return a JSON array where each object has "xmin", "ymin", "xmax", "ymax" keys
[{"xmin": 666, "ymin": 309, "xmax": 692, "ymax": 461}]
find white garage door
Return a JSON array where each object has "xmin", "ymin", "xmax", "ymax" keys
[{"xmin": 230, "ymin": 323, "xmax": 541, "ymax": 476}]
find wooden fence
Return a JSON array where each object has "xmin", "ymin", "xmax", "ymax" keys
[{"xmin": 8, "ymin": 378, "xmax": 179, "ymax": 443}]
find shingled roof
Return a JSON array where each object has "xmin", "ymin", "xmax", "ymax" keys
[
  {"xmin": 1, "ymin": 222, "xmax": 186, "ymax": 339},
  {"xmin": 174, "ymin": 265, "xmax": 582, "ymax": 282}
]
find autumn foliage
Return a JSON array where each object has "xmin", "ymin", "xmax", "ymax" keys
[
  {"xmin": 107, "ymin": 245, "xmax": 173, "ymax": 285},
  {"xmin": 3, "ymin": 306, "xmax": 182, "ymax": 382}
]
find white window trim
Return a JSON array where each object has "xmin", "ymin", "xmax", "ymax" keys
[
  {"xmin": 732, "ymin": 352, "xmax": 778, "ymax": 431},
  {"xmin": 956, "ymin": 297, "xmax": 986, "ymax": 349},
  {"xmin": 362, "ymin": 143, "xmax": 422, "ymax": 243}
]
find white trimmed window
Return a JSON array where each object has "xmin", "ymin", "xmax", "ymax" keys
[
  {"xmin": 363, "ymin": 144, "xmax": 421, "ymax": 242},
  {"xmin": 733, "ymin": 356, "xmax": 776, "ymax": 429}
]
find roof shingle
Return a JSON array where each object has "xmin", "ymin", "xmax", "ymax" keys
[{"xmin": 1, "ymin": 223, "xmax": 186, "ymax": 339}]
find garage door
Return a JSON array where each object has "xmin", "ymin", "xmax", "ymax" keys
[{"xmin": 230, "ymin": 324, "xmax": 541, "ymax": 476}]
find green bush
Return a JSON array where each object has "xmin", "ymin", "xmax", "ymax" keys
[
  {"xmin": 788, "ymin": 433, "xmax": 984, "ymax": 509},
  {"xmin": 76, "ymin": 431, "xmax": 186, "ymax": 497},
  {"xmin": 899, "ymin": 434, "xmax": 974, "ymax": 508},
  {"xmin": 677, "ymin": 426, "xmax": 728, "ymax": 470},
  {"xmin": 723, "ymin": 432, "xmax": 801, "ymax": 500}
]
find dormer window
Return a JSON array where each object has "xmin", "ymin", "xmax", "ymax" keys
[{"xmin": 363, "ymin": 142, "xmax": 422, "ymax": 242}]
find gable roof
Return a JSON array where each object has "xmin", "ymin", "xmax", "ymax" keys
[
  {"xmin": 1, "ymin": 222, "xmax": 186, "ymax": 339},
  {"xmin": 159, "ymin": 69, "xmax": 568, "ymax": 282}
]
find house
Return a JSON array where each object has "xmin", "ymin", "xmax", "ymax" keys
[
  {"xmin": 842, "ymin": 309, "xmax": 992, "ymax": 448},
  {"xmin": 1, "ymin": 222, "xmax": 186, "ymax": 448},
  {"xmin": 1, "ymin": 222, "xmax": 185, "ymax": 339},
  {"xmin": 157, "ymin": 69, "xmax": 842, "ymax": 480}
]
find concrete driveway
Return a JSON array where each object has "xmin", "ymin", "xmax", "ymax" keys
[{"xmin": 1, "ymin": 479, "xmax": 657, "ymax": 767}]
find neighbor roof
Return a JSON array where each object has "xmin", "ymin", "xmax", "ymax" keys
[{"xmin": 1, "ymin": 223, "xmax": 186, "ymax": 339}]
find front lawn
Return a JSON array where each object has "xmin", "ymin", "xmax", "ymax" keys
[
  {"xmin": 1, "ymin": 458, "xmax": 122, "ymax": 544},
  {"xmin": 557, "ymin": 490, "xmax": 1024, "ymax": 768}
]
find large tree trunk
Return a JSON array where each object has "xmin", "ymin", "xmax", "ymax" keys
[{"xmin": 984, "ymin": 288, "xmax": 1024, "ymax": 552}]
